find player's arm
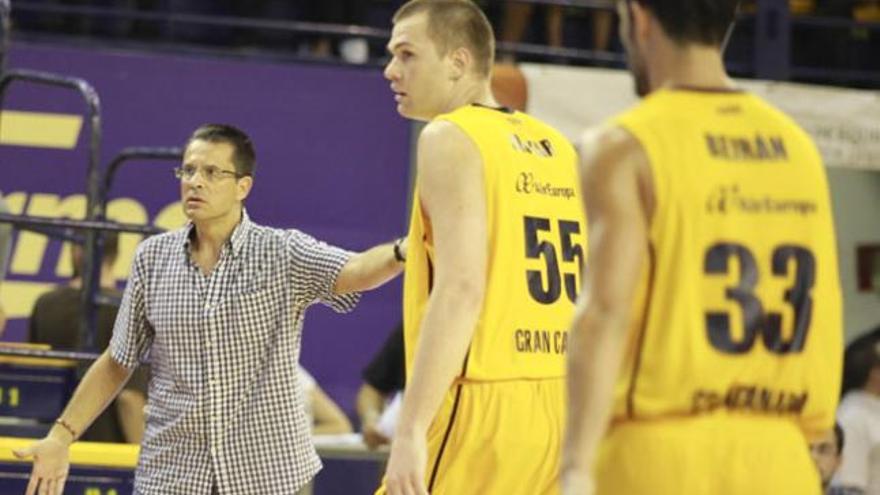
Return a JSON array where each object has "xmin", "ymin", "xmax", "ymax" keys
[
  {"xmin": 334, "ymin": 237, "xmax": 406, "ymax": 294},
  {"xmin": 561, "ymin": 126, "xmax": 653, "ymax": 493},
  {"xmin": 384, "ymin": 121, "xmax": 487, "ymax": 495}
]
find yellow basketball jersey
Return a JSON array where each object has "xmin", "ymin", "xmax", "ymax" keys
[
  {"xmin": 403, "ymin": 104, "xmax": 586, "ymax": 381},
  {"xmin": 611, "ymin": 88, "xmax": 842, "ymax": 438}
]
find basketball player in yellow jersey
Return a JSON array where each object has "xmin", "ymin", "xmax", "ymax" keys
[
  {"xmin": 561, "ymin": 1, "xmax": 843, "ymax": 494},
  {"xmin": 379, "ymin": 2, "xmax": 585, "ymax": 494}
]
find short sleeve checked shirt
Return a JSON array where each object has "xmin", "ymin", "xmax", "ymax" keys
[{"xmin": 110, "ymin": 211, "xmax": 359, "ymax": 494}]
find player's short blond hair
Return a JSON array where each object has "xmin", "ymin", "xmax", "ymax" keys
[{"xmin": 393, "ymin": 0, "xmax": 495, "ymax": 78}]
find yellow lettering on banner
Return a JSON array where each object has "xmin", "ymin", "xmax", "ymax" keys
[
  {"xmin": 48, "ymin": 197, "xmax": 150, "ymax": 279},
  {"xmin": 0, "ymin": 386, "xmax": 17, "ymax": 407},
  {"xmin": 1, "ymin": 192, "xmax": 27, "ymax": 214},
  {"xmin": 154, "ymin": 201, "xmax": 186, "ymax": 231},
  {"xmin": 2, "ymin": 191, "xmax": 180, "ymax": 320},
  {"xmin": 0, "ymin": 110, "xmax": 83, "ymax": 149},
  {"xmin": 1, "ymin": 280, "xmax": 56, "ymax": 319},
  {"xmin": 105, "ymin": 197, "xmax": 148, "ymax": 280},
  {"xmin": 11, "ymin": 193, "xmax": 85, "ymax": 275}
]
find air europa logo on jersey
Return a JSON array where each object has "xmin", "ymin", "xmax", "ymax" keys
[
  {"xmin": 705, "ymin": 184, "xmax": 817, "ymax": 216},
  {"xmin": 515, "ymin": 173, "xmax": 576, "ymax": 200}
]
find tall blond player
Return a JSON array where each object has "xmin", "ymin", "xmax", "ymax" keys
[{"xmin": 378, "ymin": 1, "xmax": 585, "ymax": 494}]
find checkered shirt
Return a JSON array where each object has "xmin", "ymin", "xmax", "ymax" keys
[{"xmin": 109, "ymin": 210, "xmax": 359, "ymax": 495}]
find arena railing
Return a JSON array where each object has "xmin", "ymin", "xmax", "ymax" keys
[
  {"xmin": 0, "ymin": 6, "xmax": 175, "ymax": 359},
  {"xmin": 8, "ymin": 0, "xmax": 624, "ymax": 66},
  {"xmin": 9, "ymin": 0, "xmax": 879, "ymax": 86}
]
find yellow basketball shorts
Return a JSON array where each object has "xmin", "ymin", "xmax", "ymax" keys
[
  {"xmin": 376, "ymin": 377, "xmax": 564, "ymax": 495},
  {"xmin": 595, "ymin": 414, "xmax": 822, "ymax": 495}
]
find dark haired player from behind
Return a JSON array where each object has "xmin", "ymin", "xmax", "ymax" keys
[{"xmin": 562, "ymin": 1, "xmax": 843, "ymax": 494}]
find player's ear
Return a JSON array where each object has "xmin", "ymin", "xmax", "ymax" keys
[
  {"xmin": 628, "ymin": 0, "xmax": 652, "ymax": 45},
  {"xmin": 448, "ymin": 46, "xmax": 470, "ymax": 81}
]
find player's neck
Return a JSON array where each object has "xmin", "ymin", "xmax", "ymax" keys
[
  {"xmin": 651, "ymin": 44, "xmax": 736, "ymax": 93},
  {"xmin": 444, "ymin": 79, "xmax": 498, "ymax": 114}
]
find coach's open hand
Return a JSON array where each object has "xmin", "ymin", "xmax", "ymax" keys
[{"xmin": 14, "ymin": 435, "xmax": 70, "ymax": 495}]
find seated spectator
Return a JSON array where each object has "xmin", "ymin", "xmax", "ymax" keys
[
  {"xmin": 28, "ymin": 232, "xmax": 147, "ymax": 444},
  {"xmin": 854, "ymin": 0, "xmax": 880, "ymax": 21},
  {"xmin": 356, "ymin": 322, "xmax": 404, "ymax": 449},
  {"xmin": 811, "ymin": 422, "xmax": 845, "ymax": 493},
  {"xmin": 299, "ymin": 365, "xmax": 353, "ymax": 435},
  {"xmin": 833, "ymin": 326, "xmax": 880, "ymax": 494},
  {"xmin": 298, "ymin": 0, "xmax": 369, "ymax": 63},
  {"xmin": 499, "ymin": 1, "xmax": 564, "ymax": 62}
]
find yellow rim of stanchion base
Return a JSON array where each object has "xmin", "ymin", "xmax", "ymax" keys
[
  {"xmin": 0, "ymin": 437, "xmax": 139, "ymax": 468},
  {"xmin": 0, "ymin": 343, "xmax": 78, "ymax": 368}
]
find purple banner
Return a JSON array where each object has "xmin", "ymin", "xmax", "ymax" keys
[{"xmin": 0, "ymin": 41, "xmax": 410, "ymax": 414}]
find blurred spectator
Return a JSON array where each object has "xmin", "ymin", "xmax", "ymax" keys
[
  {"xmin": 592, "ymin": 9, "xmax": 614, "ymax": 52},
  {"xmin": 356, "ymin": 322, "xmax": 404, "ymax": 449},
  {"xmin": 0, "ymin": 193, "xmax": 12, "ymax": 336},
  {"xmin": 811, "ymin": 422, "xmax": 845, "ymax": 493},
  {"xmin": 833, "ymin": 326, "xmax": 880, "ymax": 495},
  {"xmin": 792, "ymin": 0, "xmax": 818, "ymax": 14},
  {"xmin": 28, "ymin": 232, "xmax": 148, "ymax": 444},
  {"xmin": 299, "ymin": 365, "xmax": 353, "ymax": 435},
  {"xmin": 499, "ymin": 1, "xmax": 564, "ymax": 61},
  {"xmin": 854, "ymin": 0, "xmax": 880, "ymax": 21},
  {"xmin": 298, "ymin": 1, "xmax": 369, "ymax": 63}
]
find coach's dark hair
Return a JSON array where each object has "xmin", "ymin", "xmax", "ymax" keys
[
  {"xmin": 841, "ymin": 325, "xmax": 880, "ymax": 396},
  {"xmin": 632, "ymin": 0, "xmax": 739, "ymax": 46},
  {"xmin": 187, "ymin": 123, "xmax": 257, "ymax": 177}
]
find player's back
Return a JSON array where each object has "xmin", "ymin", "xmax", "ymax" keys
[
  {"xmin": 403, "ymin": 104, "xmax": 586, "ymax": 383},
  {"xmin": 611, "ymin": 88, "xmax": 842, "ymax": 432},
  {"xmin": 393, "ymin": 106, "xmax": 584, "ymax": 495},
  {"xmin": 593, "ymin": 87, "xmax": 842, "ymax": 495}
]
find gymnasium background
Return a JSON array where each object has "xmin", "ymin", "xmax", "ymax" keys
[{"xmin": 0, "ymin": 1, "xmax": 878, "ymax": 493}]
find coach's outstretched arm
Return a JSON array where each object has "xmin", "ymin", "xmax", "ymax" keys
[
  {"xmin": 334, "ymin": 237, "xmax": 407, "ymax": 295},
  {"xmin": 13, "ymin": 350, "xmax": 133, "ymax": 495},
  {"xmin": 561, "ymin": 126, "xmax": 654, "ymax": 495},
  {"xmin": 384, "ymin": 121, "xmax": 488, "ymax": 495}
]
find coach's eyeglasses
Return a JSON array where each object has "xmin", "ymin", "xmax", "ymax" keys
[{"xmin": 174, "ymin": 164, "xmax": 244, "ymax": 183}]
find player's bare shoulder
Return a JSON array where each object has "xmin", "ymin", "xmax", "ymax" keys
[
  {"xmin": 418, "ymin": 119, "xmax": 478, "ymax": 160},
  {"xmin": 578, "ymin": 124, "xmax": 654, "ymax": 219}
]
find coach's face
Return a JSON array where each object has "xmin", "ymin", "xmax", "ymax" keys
[
  {"xmin": 384, "ymin": 12, "xmax": 457, "ymax": 121},
  {"xmin": 179, "ymin": 139, "xmax": 252, "ymax": 224}
]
